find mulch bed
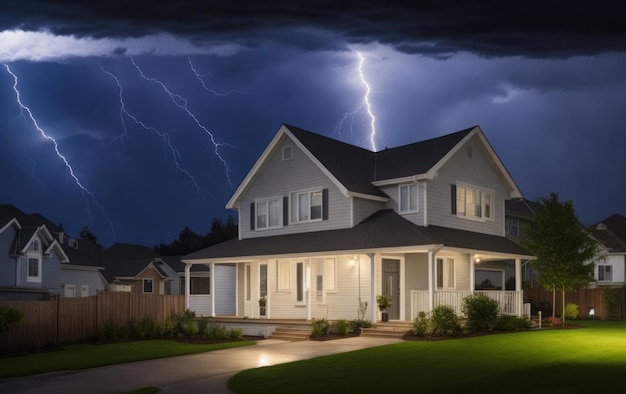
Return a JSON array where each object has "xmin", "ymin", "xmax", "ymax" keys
[{"xmin": 309, "ymin": 332, "xmax": 361, "ymax": 341}]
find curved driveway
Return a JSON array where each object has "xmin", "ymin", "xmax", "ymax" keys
[{"xmin": 0, "ymin": 336, "xmax": 401, "ymax": 394}]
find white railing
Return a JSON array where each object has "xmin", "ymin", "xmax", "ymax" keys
[
  {"xmin": 410, "ymin": 290, "xmax": 522, "ymax": 320},
  {"xmin": 189, "ymin": 294, "xmax": 212, "ymax": 316}
]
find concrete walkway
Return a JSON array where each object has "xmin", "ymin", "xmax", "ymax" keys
[{"xmin": 0, "ymin": 336, "xmax": 401, "ymax": 394}]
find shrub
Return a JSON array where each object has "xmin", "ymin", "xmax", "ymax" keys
[
  {"xmin": 603, "ymin": 287, "xmax": 619, "ymax": 320},
  {"xmin": 311, "ymin": 318, "xmax": 330, "ymax": 337},
  {"xmin": 495, "ymin": 315, "xmax": 533, "ymax": 331},
  {"xmin": 564, "ymin": 303, "xmax": 579, "ymax": 320},
  {"xmin": 412, "ymin": 311, "xmax": 430, "ymax": 336},
  {"xmin": 0, "ymin": 306, "xmax": 23, "ymax": 334},
  {"xmin": 542, "ymin": 316, "xmax": 562, "ymax": 327},
  {"xmin": 462, "ymin": 294, "xmax": 499, "ymax": 332},
  {"xmin": 350, "ymin": 319, "xmax": 372, "ymax": 333},
  {"xmin": 184, "ymin": 320, "xmax": 199, "ymax": 337},
  {"xmin": 430, "ymin": 305, "xmax": 459, "ymax": 335},
  {"xmin": 333, "ymin": 319, "xmax": 349, "ymax": 335},
  {"xmin": 229, "ymin": 328, "xmax": 243, "ymax": 340}
]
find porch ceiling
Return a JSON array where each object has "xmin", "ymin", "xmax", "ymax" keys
[{"xmin": 183, "ymin": 210, "xmax": 532, "ymax": 264}]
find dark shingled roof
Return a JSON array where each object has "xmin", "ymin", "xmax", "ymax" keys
[
  {"xmin": 184, "ymin": 210, "xmax": 530, "ymax": 261},
  {"xmin": 62, "ymin": 238, "xmax": 104, "ymax": 267},
  {"xmin": 592, "ymin": 214, "xmax": 626, "ymax": 252},
  {"xmin": 284, "ymin": 124, "xmax": 476, "ymax": 198},
  {"xmin": 505, "ymin": 198, "xmax": 543, "ymax": 221}
]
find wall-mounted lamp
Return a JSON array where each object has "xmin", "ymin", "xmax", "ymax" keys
[
  {"xmin": 349, "ymin": 255, "xmax": 358, "ymax": 266},
  {"xmin": 474, "ymin": 257, "xmax": 481, "ymax": 263}
]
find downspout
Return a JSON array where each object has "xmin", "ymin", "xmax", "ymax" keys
[{"xmin": 423, "ymin": 182, "xmax": 428, "ymax": 227}]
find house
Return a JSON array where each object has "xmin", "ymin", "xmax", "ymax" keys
[
  {"xmin": 60, "ymin": 237, "xmax": 108, "ymax": 297},
  {"xmin": 590, "ymin": 214, "xmax": 626, "ymax": 287},
  {"xmin": 183, "ymin": 124, "xmax": 533, "ymax": 323},
  {"xmin": 0, "ymin": 204, "xmax": 70, "ymax": 300}
]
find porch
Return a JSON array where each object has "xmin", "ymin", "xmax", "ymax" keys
[{"xmin": 410, "ymin": 290, "xmax": 526, "ymax": 320}]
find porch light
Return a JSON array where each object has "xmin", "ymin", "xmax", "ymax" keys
[
  {"xmin": 350, "ymin": 256, "xmax": 358, "ymax": 266},
  {"xmin": 474, "ymin": 257, "xmax": 481, "ymax": 263}
]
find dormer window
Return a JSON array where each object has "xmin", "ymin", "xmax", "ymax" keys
[
  {"xmin": 29, "ymin": 239, "xmax": 40, "ymax": 252},
  {"xmin": 399, "ymin": 183, "xmax": 418, "ymax": 213}
]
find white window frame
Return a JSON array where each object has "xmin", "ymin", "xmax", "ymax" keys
[
  {"xmin": 29, "ymin": 239, "xmax": 40, "ymax": 252},
  {"xmin": 455, "ymin": 183, "xmax": 494, "ymax": 222},
  {"xmin": 290, "ymin": 188, "xmax": 323, "ymax": 223},
  {"xmin": 436, "ymin": 258, "xmax": 455, "ymax": 290},
  {"xmin": 282, "ymin": 145, "xmax": 293, "ymax": 160},
  {"xmin": 598, "ymin": 261, "xmax": 612, "ymax": 282},
  {"xmin": 64, "ymin": 284, "xmax": 76, "ymax": 297},
  {"xmin": 278, "ymin": 261, "xmax": 291, "ymax": 291},
  {"xmin": 255, "ymin": 196, "xmax": 283, "ymax": 230},
  {"xmin": 81, "ymin": 285, "xmax": 89, "ymax": 297},
  {"xmin": 143, "ymin": 278, "xmax": 154, "ymax": 294},
  {"xmin": 27, "ymin": 256, "xmax": 41, "ymax": 283},
  {"xmin": 399, "ymin": 183, "xmax": 419, "ymax": 213},
  {"xmin": 315, "ymin": 257, "xmax": 337, "ymax": 304}
]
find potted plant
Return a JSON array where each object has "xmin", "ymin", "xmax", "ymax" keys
[
  {"xmin": 376, "ymin": 294, "xmax": 392, "ymax": 322},
  {"xmin": 259, "ymin": 296, "xmax": 267, "ymax": 316}
]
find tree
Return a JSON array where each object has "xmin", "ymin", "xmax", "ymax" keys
[
  {"xmin": 521, "ymin": 192, "xmax": 600, "ymax": 326},
  {"xmin": 154, "ymin": 216, "xmax": 238, "ymax": 256}
]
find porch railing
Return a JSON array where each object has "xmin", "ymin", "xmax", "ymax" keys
[
  {"xmin": 189, "ymin": 294, "xmax": 212, "ymax": 317},
  {"xmin": 410, "ymin": 290, "xmax": 522, "ymax": 320}
]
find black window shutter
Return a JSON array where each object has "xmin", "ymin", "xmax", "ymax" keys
[
  {"xmin": 322, "ymin": 188, "xmax": 329, "ymax": 220},
  {"xmin": 283, "ymin": 196, "xmax": 289, "ymax": 226},
  {"xmin": 451, "ymin": 184, "xmax": 457, "ymax": 214},
  {"xmin": 250, "ymin": 202, "xmax": 255, "ymax": 230}
]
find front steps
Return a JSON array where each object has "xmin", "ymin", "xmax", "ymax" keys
[
  {"xmin": 269, "ymin": 325, "xmax": 312, "ymax": 341},
  {"xmin": 360, "ymin": 321, "xmax": 413, "ymax": 338}
]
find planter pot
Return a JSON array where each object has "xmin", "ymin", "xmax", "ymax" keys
[{"xmin": 381, "ymin": 311, "xmax": 389, "ymax": 322}]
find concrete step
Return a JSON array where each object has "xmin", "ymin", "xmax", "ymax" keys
[
  {"xmin": 361, "ymin": 321, "xmax": 413, "ymax": 338},
  {"xmin": 269, "ymin": 327, "xmax": 312, "ymax": 341}
]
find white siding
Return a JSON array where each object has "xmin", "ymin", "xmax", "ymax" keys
[
  {"xmin": 239, "ymin": 136, "xmax": 351, "ymax": 239},
  {"xmin": 404, "ymin": 253, "xmax": 428, "ymax": 319},
  {"xmin": 215, "ymin": 264, "xmax": 236, "ymax": 315},
  {"xmin": 353, "ymin": 197, "xmax": 385, "ymax": 225},
  {"xmin": 427, "ymin": 136, "xmax": 508, "ymax": 236},
  {"xmin": 596, "ymin": 255, "xmax": 626, "ymax": 284}
]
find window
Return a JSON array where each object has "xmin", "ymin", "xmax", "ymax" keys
[
  {"xmin": 81, "ymin": 285, "xmax": 89, "ymax": 297},
  {"xmin": 29, "ymin": 239, "xmax": 40, "ymax": 251},
  {"xmin": 143, "ymin": 278, "xmax": 154, "ymax": 293},
  {"xmin": 296, "ymin": 262, "xmax": 305, "ymax": 303},
  {"xmin": 64, "ymin": 284, "xmax": 76, "ymax": 297},
  {"xmin": 454, "ymin": 184, "xmax": 494, "ymax": 221},
  {"xmin": 508, "ymin": 218, "xmax": 520, "ymax": 235},
  {"xmin": 180, "ymin": 277, "xmax": 210, "ymax": 294},
  {"xmin": 256, "ymin": 197, "xmax": 282, "ymax": 230},
  {"xmin": 315, "ymin": 258, "xmax": 337, "ymax": 304},
  {"xmin": 291, "ymin": 190, "xmax": 323, "ymax": 223},
  {"xmin": 27, "ymin": 257, "xmax": 41, "ymax": 282},
  {"xmin": 278, "ymin": 261, "xmax": 291, "ymax": 291},
  {"xmin": 598, "ymin": 263, "xmax": 612, "ymax": 281},
  {"xmin": 436, "ymin": 258, "xmax": 455, "ymax": 289},
  {"xmin": 399, "ymin": 184, "xmax": 418, "ymax": 213}
]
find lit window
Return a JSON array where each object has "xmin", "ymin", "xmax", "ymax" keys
[
  {"xmin": 256, "ymin": 197, "xmax": 282, "ymax": 230},
  {"xmin": 455, "ymin": 184, "xmax": 494, "ymax": 221},
  {"xmin": 315, "ymin": 258, "xmax": 337, "ymax": 304},
  {"xmin": 399, "ymin": 184, "xmax": 418, "ymax": 213},
  {"xmin": 436, "ymin": 258, "xmax": 455, "ymax": 289},
  {"xmin": 291, "ymin": 190, "xmax": 323, "ymax": 223}
]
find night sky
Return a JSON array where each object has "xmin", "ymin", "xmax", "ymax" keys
[{"xmin": 1, "ymin": 1, "xmax": 625, "ymax": 248}]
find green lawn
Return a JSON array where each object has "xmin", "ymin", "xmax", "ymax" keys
[
  {"xmin": 229, "ymin": 321, "xmax": 626, "ymax": 394},
  {"xmin": 0, "ymin": 339, "xmax": 255, "ymax": 379}
]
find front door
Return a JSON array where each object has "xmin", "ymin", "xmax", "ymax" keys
[{"xmin": 382, "ymin": 259, "xmax": 400, "ymax": 320}]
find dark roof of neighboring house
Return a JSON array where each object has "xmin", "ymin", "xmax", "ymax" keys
[
  {"xmin": 505, "ymin": 198, "xmax": 543, "ymax": 221},
  {"xmin": 184, "ymin": 209, "xmax": 530, "ymax": 261},
  {"xmin": 101, "ymin": 258, "xmax": 169, "ymax": 282},
  {"xmin": 62, "ymin": 238, "xmax": 104, "ymax": 267},
  {"xmin": 593, "ymin": 214, "xmax": 626, "ymax": 252},
  {"xmin": 160, "ymin": 255, "xmax": 210, "ymax": 273},
  {"xmin": 103, "ymin": 243, "xmax": 160, "ymax": 260},
  {"xmin": 0, "ymin": 203, "xmax": 63, "ymax": 233},
  {"xmin": 285, "ymin": 124, "xmax": 475, "ymax": 198},
  {"xmin": 100, "ymin": 243, "xmax": 163, "ymax": 282}
]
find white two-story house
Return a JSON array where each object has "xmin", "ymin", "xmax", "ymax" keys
[{"xmin": 183, "ymin": 124, "xmax": 532, "ymax": 323}]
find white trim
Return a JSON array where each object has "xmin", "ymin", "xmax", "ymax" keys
[
  {"xmin": 0, "ymin": 217, "xmax": 21, "ymax": 233},
  {"xmin": 455, "ymin": 182, "xmax": 495, "ymax": 222},
  {"xmin": 372, "ymin": 174, "xmax": 429, "ymax": 187},
  {"xmin": 346, "ymin": 191, "xmax": 389, "ymax": 202},
  {"xmin": 289, "ymin": 187, "xmax": 323, "ymax": 224},
  {"xmin": 254, "ymin": 195, "xmax": 284, "ymax": 231},
  {"xmin": 398, "ymin": 183, "xmax": 419, "ymax": 214}
]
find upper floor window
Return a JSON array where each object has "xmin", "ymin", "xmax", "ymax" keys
[
  {"xmin": 291, "ymin": 189, "xmax": 323, "ymax": 223},
  {"xmin": 256, "ymin": 197, "xmax": 282, "ymax": 230},
  {"xmin": 282, "ymin": 145, "xmax": 293, "ymax": 160},
  {"xmin": 27, "ymin": 257, "xmax": 41, "ymax": 283},
  {"xmin": 399, "ymin": 183, "xmax": 418, "ymax": 213},
  {"xmin": 508, "ymin": 218, "xmax": 520, "ymax": 235},
  {"xmin": 452, "ymin": 183, "xmax": 494, "ymax": 221},
  {"xmin": 29, "ymin": 239, "xmax": 40, "ymax": 252},
  {"xmin": 598, "ymin": 260, "xmax": 612, "ymax": 281}
]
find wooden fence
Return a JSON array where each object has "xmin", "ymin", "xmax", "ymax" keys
[
  {"xmin": 524, "ymin": 287, "xmax": 624, "ymax": 319},
  {"xmin": 0, "ymin": 292, "xmax": 184, "ymax": 352}
]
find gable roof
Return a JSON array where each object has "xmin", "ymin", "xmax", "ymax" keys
[
  {"xmin": 592, "ymin": 214, "xmax": 626, "ymax": 252},
  {"xmin": 506, "ymin": 198, "xmax": 543, "ymax": 221},
  {"xmin": 184, "ymin": 209, "xmax": 531, "ymax": 262},
  {"xmin": 226, "ymin": 124, "xmax": 521, "ymax": 209}
]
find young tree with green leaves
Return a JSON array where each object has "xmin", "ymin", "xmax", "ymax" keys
[{"xmin": 521, "ymin": 192, "xmax": 600, "ymax": 326}]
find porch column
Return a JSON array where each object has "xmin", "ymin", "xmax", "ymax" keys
[
  {"xmin": 515, "ymin": 258, "xmax": 522, "ymax": 316},
  {"xmin": 369, "ymin": 253, "xmax": 377, "ymax": 322},
  {"xmin": 469, "ymin": 254, "xmax": 476, "ymax": 292},
  {"xmin": 427, "ymin": 250, "xmax": 435, "ymax": 311},
  {"xmin": 210, "ymin": 263, "xmax": 216, "ymax": 317},
  {"xmin": 184, "ymin": 262, "xmax": 191, "ymax": 310},
  {"xmin": 306, "ymin": 261, "xmax": 312, "ymax": 320}
]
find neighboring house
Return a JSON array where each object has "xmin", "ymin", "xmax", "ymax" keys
[
  {"xmin": 101, "ymin": 243, "xmax": 178, "ymax": 294},
  {"xmin": 504, "ymin": 198, "xmax": 544, "ymax": 287},
  {"xmin": 590, "ymin": 214, "xmax": 626, "ymax": 287},
  {"xmin": 60, "ymin": 238, "xmax": 108, "ymax": 297},
  {"xmin": 0, "ymin": 204, "xmax": 70, "ymax": 300},
  {"xmin": 183, "ymin": 124, "xmax": 533, "ymax": 322}
]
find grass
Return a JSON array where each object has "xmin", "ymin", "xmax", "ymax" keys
[
  {"xmin": 0, "ymin": 339, "xmax": 255, "ymax": 379},
  {"xmin": 229, "ymin": 320, "xmax": 626, "ymax": 393}
]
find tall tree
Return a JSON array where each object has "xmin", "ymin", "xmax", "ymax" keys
[
  {"xmin": 521, "ymin": 192, "xmax": 600, "ymax": 325},
  {"xmin": 79, "ymin": 226, "xmax": 101, "ymax": 247},
  {"xmin": 154, "ymin": 216, "xmax": 238, "ymax": 256}
]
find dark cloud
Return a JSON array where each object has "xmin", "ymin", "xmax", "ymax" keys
[{"xmin": 2, "ymin": 1, "xmax": 626, "ymax": 58}]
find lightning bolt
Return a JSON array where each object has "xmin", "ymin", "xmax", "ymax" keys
[
  {"xmin": 3, "ymin": 63, "xmax": 116, "ymax": 239},
  {"xmin": 187, "ymin": 57, "xmax": 246, "ymax": 97},
  {"xmin": 99, "ymin": 65, "xmax": 204, "ymax": 197},
  {"xmin": 129, "ymin": 57, "xmax": 234, "ymax": 188},
  {"xmin": 335, "ymin": 52, "xmax": 380, "ymax": 151}
]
